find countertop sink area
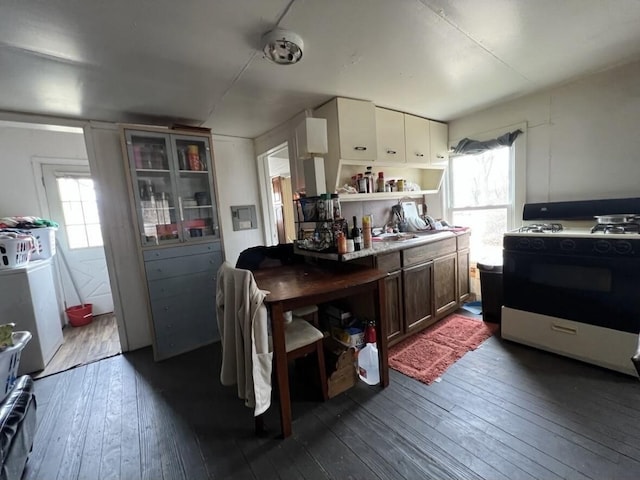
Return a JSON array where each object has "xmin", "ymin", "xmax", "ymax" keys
[
  {"xmin": 294, "ymin": 228, "xmax": 469, "ymax": 262},
  {"xmin": 373, "ymin": 233, "xmax": 419, "ymax": 242}
]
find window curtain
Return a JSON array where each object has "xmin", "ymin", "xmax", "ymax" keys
[{"xmin": 451, "ymin": 129, "xmax": 522, "ymax": 156}]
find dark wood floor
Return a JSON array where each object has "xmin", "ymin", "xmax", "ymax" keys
[{"xmin": 27, "ymin": 328, "xmax": 640, "ymax": 480}]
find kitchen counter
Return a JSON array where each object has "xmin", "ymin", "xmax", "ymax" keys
[
  {"xmin": 295, "ymin": 228, "xmax": 471, "ymax": 348},
  {"xmin": 294, "ymin": 229, "xmax": 468, "ymax": 261}
]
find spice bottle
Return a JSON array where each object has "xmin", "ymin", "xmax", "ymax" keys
[
  {"xmin": 377, "ymin": 172, "xmax": 385, "ymax": 192},
  {"xmin": 316, "ymin": 195, "xmax": 327, "ymax": 221},
  {"xmin": 397, "ymin": 178, "xmax": 405, "ymax": 192},
  {"xmin": 331, "ymin": 193, "xmax": 342, "ymax": 219},
  {"xmin": 362, "ymin": 214, "xmax": 372, "ymax": 249},
  {"xmin": 365, "ymin": 166, "xmax": 374, "ymax": 193},
  {"xmin": 337, "ymin": 231, "xmax": 347, "ymax": 254},
  {"xmin": 357, "ymin": 174, "xmax": 367, "ymax": 194}
]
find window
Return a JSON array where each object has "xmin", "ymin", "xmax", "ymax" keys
[
  {"xmin": 57, "ymin": 176, "xmax": 104, "ymax": 249},
  {"xmin": 449, "ymin": 146, "xmax": 511, "ymax": 262}
]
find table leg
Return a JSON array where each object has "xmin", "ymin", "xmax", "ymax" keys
[
  {"xmin": 270, "ymin": 302, "xmax": 292, "ymax": 438},
  {"xmin": 375, "ymin": 277, "xmax": 389, "ymax": 388}
]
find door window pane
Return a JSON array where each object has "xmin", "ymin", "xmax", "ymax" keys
[{"xmin": 57, "ymin": 177, "xmax": 104, "ymax": 249}]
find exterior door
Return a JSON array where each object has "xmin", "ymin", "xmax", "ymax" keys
[{"xmin": 42, "ymin": 165, "xmax": 114, "ymax": 315}]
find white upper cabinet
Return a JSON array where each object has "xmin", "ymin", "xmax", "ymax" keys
[
  {"xmin": 429, "ymin": 120, "xmax": 449, "ymax": 166},
  {"xmin": 314, "ymin": 97, "xmax": 377, "ymax": 162},
  {"xmin": 312, "ymin": 97, "xmax": 448, "ymax": 195},
  {"xmin": 376, "ymin": 107, "xmax": 406, "ymax": 163},
  {"xmin": 404, "ymin": 114, "xmax": 430, "ymax": 165}
]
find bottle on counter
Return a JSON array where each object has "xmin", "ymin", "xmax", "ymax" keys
[
  {"xmin": 362, "ymin": 214, "xmax": 372, "ymax": 249},
  {"xmin": 397, "ymin": 178, "xmax": 405, "ymax": 192},
  {"xmin": 376, "ymin": 172, "xmax": 385, "ymax": 193},
  {"xmin": 351, "ymin": 216, "xmax": 362, "ymax": 251},
  {"xmin": 337, "ymin": 231, "xmax": 347, "ymax": 254}
]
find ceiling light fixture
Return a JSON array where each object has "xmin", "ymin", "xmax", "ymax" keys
[{"xmin": 261, "ymin": 28, "xmax": 304, "ymax": 65}]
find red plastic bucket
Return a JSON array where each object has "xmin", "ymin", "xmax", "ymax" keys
[{"xmin": 66, "ymin": 304, "xmax": 93, "ymax": 327}]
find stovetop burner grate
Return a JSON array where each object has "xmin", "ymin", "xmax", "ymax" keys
[
  {"xmin": 519, "ymin": 223, "xmax": 564, "ymax": 233},
  {"xmin": 590, "ymin": 222, "xmax": 640, "ymax": 234}
]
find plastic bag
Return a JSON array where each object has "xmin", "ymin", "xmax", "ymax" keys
[{"xmin": 0, "ymin": 323, "xmax": 15, "ymax": 349}]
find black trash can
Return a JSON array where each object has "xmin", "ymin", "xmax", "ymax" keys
[{"xmin": 477, "ymin": 257, "xmax": 503, "ymax": 323}]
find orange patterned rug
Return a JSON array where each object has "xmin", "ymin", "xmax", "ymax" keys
[{"xmin": 389, "ymin": 314, "xmax": 499, "ymax": 385}]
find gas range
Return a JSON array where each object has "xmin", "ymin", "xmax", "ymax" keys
[
  {"xmin": 502, "ymin": 197, "xmax": 640, "ymax": 378},
  {"xmin": 504, "ymin": 221, "xmax": 640, "ymax": 257},
  {"xmin": 505, "ymin": 221, "xmax": 640, "ymax": 239}
]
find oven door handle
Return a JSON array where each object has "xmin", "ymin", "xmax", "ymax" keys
[{"xmin": 551, "ymin": 324, "xmax": 577, "ymax": 335}]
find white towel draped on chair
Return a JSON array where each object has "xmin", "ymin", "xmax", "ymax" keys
[{"xmin": 216, "ymin": 262, "xmax": 273, "ymax": 416}]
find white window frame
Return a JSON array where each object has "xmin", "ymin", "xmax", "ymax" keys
[{"xmin": 446, "ymin": 122, "xmax": 527, "ymax": 232}]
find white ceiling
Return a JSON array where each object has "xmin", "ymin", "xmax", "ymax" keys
[{"xmin": 2, "ymin": 0, "xmax": 640, "ymax": 138}]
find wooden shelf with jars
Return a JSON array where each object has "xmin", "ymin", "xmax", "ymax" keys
[{"xmin": 336, "ymin": 164, "xmax": 446, "ymax": 202}]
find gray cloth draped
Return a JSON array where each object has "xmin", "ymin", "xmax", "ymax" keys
[{"xmin": 452, "ymin": 129, "xmax": 522, "ymax": 155}]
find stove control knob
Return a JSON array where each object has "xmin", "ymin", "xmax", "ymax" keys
[
  {"xmin": 560, "ymin": 239, "xmax": 576, "ymax": 251},
  {"xmin": 531, "ymin": 238, "xmax": 545, "ymax": 250},
  {"xmin": 594, "ymin": 240, "xmax": 611, "ymax": 254},
  {"xmin": 517, "ymin": 238, "xmax": 531, "ymax": 250},
  {"xmin": 614, "ymin": 241, "xmax": 632, "ymax": 255}
]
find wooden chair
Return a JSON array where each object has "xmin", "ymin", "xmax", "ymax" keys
[
  {"xmin": 255, "ymin": 311, "xmax": 328, "ymax": 435},
  {"xmin": 221, "ymin": 254, "xmax": 328, "ymax": 434}
]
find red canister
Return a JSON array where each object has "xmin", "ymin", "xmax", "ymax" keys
[{"xmin": 364, "ymin": 321, "xmax": 376, "ymax": 344}]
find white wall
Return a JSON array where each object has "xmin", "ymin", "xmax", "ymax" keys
[
  {"xmin": 212, "ymin": 135, "xmax": 264, "ymax": 266},
  {"xmin": 0, "ymin": 126, "xmax": 87, "ymax": 217},
  {"xmin": 0, "ymin": 123, "xmax": 265, "ymax": 350},
  {"xmin": 449, "ymin": 59, "xmax": 640, "ymax": 203}
]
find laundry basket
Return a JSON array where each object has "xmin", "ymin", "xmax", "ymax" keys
[
  {"xmin": 24, "ymin": 227, "xmax": 57, "ymax": 260},
  {"xmin": 0, "ymin": 237, "xmax": 32, "ymax": 269},
  {"xmin": 0, "ymin": 331, "xmax": 32, "ymax": 403}
]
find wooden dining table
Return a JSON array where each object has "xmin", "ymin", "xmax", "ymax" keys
[{"xmin": 252, "ymin": 262, "xmax": 389, "ymax": 438}]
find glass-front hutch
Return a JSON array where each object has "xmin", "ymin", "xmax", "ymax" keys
[
  {"xmin": 124, "ymin": 129, "xmax": 219, "ymax": 247},
  {"xmin": 122, "ymin": 126, "xmax": 223, "ymax": 361}
]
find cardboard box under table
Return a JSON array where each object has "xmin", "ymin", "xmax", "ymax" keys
[{"xmin": 324, "ymin": 337, "xmax": 357, "ymax": 398}]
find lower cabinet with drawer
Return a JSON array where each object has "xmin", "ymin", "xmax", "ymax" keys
[
  {"xmin": 374, "ymin": 235, "xmax": 463, "ymax": 347},
  {"xmin": 143, "ymin": 242, "xmax": 223, "ymax": 360}
]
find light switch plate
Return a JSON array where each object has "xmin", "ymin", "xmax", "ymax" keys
[{"xmin": 231, "ymin": 205, "xmax": 257, "ymax": 231}]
